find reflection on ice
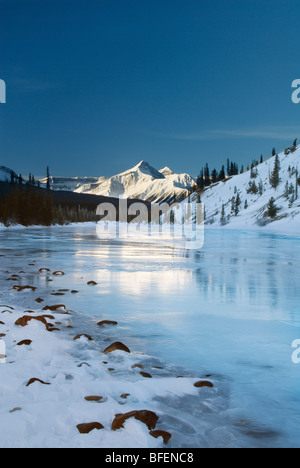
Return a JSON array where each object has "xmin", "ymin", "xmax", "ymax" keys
[{"xmin": 0, "ymin": 225, "xmax": 299, "ymax": 447}]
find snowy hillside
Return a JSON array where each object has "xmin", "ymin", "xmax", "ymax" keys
[
  {"xmin": 189, "ymin": 145, "xmax": 300, "ymax": 229},
  {"xmin": 73, "ymin": 160, "xmax": 196, "ymax": 203}
]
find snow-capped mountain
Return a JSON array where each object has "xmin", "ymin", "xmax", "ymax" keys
[
  {"xmin": 185, "ymin": 144, "xmax": 300, "ymax": 229},
  {"xmin": 41, "ymin": 161, "xmax": 196, "ymax": 203}
]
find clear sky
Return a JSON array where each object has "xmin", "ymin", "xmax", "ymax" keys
[{"xmin": 0, "ymin": 0, "xmax": 300, "ymax": 179}]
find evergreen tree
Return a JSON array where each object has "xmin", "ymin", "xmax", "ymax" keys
[
  {"xmin": 269, "ymin": 155, "xmax": 281, "ymax": 189},
  {"xmin": 284, "ymin": 181, "xmax": 289, "ymax": 199},
  {"xmin": 46, "ymin": 166, "xmax": 51, "ymax": 190},
  {"xmin": 218, "ymin": 165, "xmax": 225, "ymax": 181},
  {"xmin": 220, "ymin": 204, "xmax": 226, "ymax": 225},
  {"xmin": 292, "ymin": 138, "xmax": 297, "ymax": 151},
  {"xmin": 266, "ymin": 197, "xmax": 279, "ymax": 218},
  {"xmin": 196, "ymin": 168, "xmax": 205, "ymax": 191},
  {"xmin": 44, "ymin": 166, "xmax": 53, "ymax": 225},
  {"xmin": 234, "ymin": 192, "xmax": 241, "ymax": 216},
  {"xmin": 211, "ymin": 168, "xmax": 218, "ymax": 183},
  {"xmin": 204, "ymin": 164, "xmax": 211, "ymax": 187},
  {"xmin": 227, "ymin": 159, "xmax": 230, "ymax": 176},
  {"xmin": 250, "ymin": 166, "xmax": 258, "ymax": 179},
  {"xmin": 246, "ymin": 181, "xmax": 258, "ymax": 194}
]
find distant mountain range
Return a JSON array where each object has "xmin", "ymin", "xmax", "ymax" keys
[
  {"xmin": 3, "ymin": 148, "xmax": 300, "ymax": 230},
  {"xmin": 39, "ymin": 160, "xmax": 197, "ymax": 203}
]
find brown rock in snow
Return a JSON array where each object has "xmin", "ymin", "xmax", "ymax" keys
[
  {"xmin": 111, "ymin": 410, "xmax": 159, "ymax": 431},
  {"xmin": 103, "ymin": 342, "xmax": 130, "ymax": 354},
  {"xmin": 194, "ymin": 380, "xmax": 214, "ymax": 388},
  {"xmin": 149, "ymin": 430, "xmax": 172, "ymax": 444},
  {"xmin": 76, "ymin": 422, "xmax": 104, "ymax": 434},
  {"xmin": 26, "ymin": 378, "xmax": 50, "ymax": 387}
]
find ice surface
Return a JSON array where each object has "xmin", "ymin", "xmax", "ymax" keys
[{"xmin": 0, "ymin": 224, "xmax": 299, "ymax": 448}]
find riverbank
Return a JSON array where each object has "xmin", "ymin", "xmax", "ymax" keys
[
  {"xmin": 0, "ymin": 259, "xmax": 215, "ymax": 448},
  {"xmin": 0, "ymin": 224, "xmax": 299, "ymax": 448}
]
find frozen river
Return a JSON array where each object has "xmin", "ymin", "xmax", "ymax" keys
[{"xmin": 0, "ymin": 224, "xmax": 299, "ymax": 448}]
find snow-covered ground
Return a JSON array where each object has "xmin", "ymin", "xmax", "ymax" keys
[{"xmin": 0, "ymin": 302, "xmax": 207, "ymax": 448}]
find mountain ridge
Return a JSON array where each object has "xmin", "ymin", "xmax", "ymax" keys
[{"xmin": 40, "ymin": 160, "xmax": 196, "ymax": 203}]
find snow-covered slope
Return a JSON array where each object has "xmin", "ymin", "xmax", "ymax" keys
[
  {"xmin": 54, "ymin": 161, "xmax": 196, "ymax": 203},
  {"xmin": 188, "ymin": 146, "xmax": 300, "ymax": 229}
]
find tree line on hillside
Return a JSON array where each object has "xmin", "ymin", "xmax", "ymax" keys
[
  {"xmin": 195, "ymin": 156, "xmax": 265, "ymax": 191},
  {"xmin": 0, "ymin": 167, "xmax": 98, "ymax": 227},
  {"xmin": 194, "ymin": 140, "xmax": 298, "ymax": 193},
  {"xmin": 192, "ymin": 140, "xmax": 300, "ymax": 226}
]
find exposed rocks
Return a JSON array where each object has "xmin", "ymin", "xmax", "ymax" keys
[
  {"xmin": 132, "ymin": 363, "xmax": 144, "ymax": 369},
  {"xmin": 73, "ymin": 334, "xmax": 93, "ymax": 341},
  {"xmin": 17, "ymin": 340, "xmax": 32, "ymax": 346},
  {"xmin": 42, "ymin": 304, "xmax": 68, "ymax": 313},
  {"xmin": 97, "ymin": 320, "xmax": 118, "ymax": 326},
  {"xmin": 12, "ymin": 285, "xmax": 37, "ymax": 292},
  {"xmin": 9, "ymin": 407, "xmax": 22, "ymax": 413},
  {"xmin": 53, "ymin": 271, "xmax": 65, "ymax": 276},
  {"xmin": 84, "ymin": 395, "xmax": 103, "ymax": 402},
  {"xmin": 149, "ymin": 430, "xmax": 172, "ymax": 444},
  {"xmin": 103, "ymin": 342, "xmax": 130, "ymax": 354},
  {"xmin": 15, "ymin": 315, "xmax": 59, "ymax": 332},
  {"xmin": 194, "ymin": 380, "xmax": 214, "ymax": 388},
  {"xmin": 76, "ymin": 422, "xmax": 104, "ymax": 434},
  {"xmin": 26, "ymin": 378, "xmax": 50, "ymax": 387},
  {"xmin": 111, "ymin": 410, "xmax": 159, "ymax": 431},
  {"xmin": 140, "ymin": 372, "xmax": 152, "ymax": 379},
  {"xmin": 35, "ymin": 298, "xmax": 44, "ymax": 303},
  {"xmin": 87, "ymin": 281, "xmax": 97, "ymax": 286}
]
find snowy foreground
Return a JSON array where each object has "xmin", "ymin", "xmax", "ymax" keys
[{"xmin": 0, "ymin": 272, "xmax": 213, "ymax": 448}]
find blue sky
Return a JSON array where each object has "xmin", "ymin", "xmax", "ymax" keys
[{"xmin": 0, "ymin": 0, "xmax": 300, "ymax": 178}]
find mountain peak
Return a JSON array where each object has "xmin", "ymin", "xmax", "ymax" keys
[
  {"xmin": 131, "ymin": 160, "xmax": 165, "ymax": 179},
  {"xmin": 159, "ymin": 166, "xmax": 174, "ymax": 176}
]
